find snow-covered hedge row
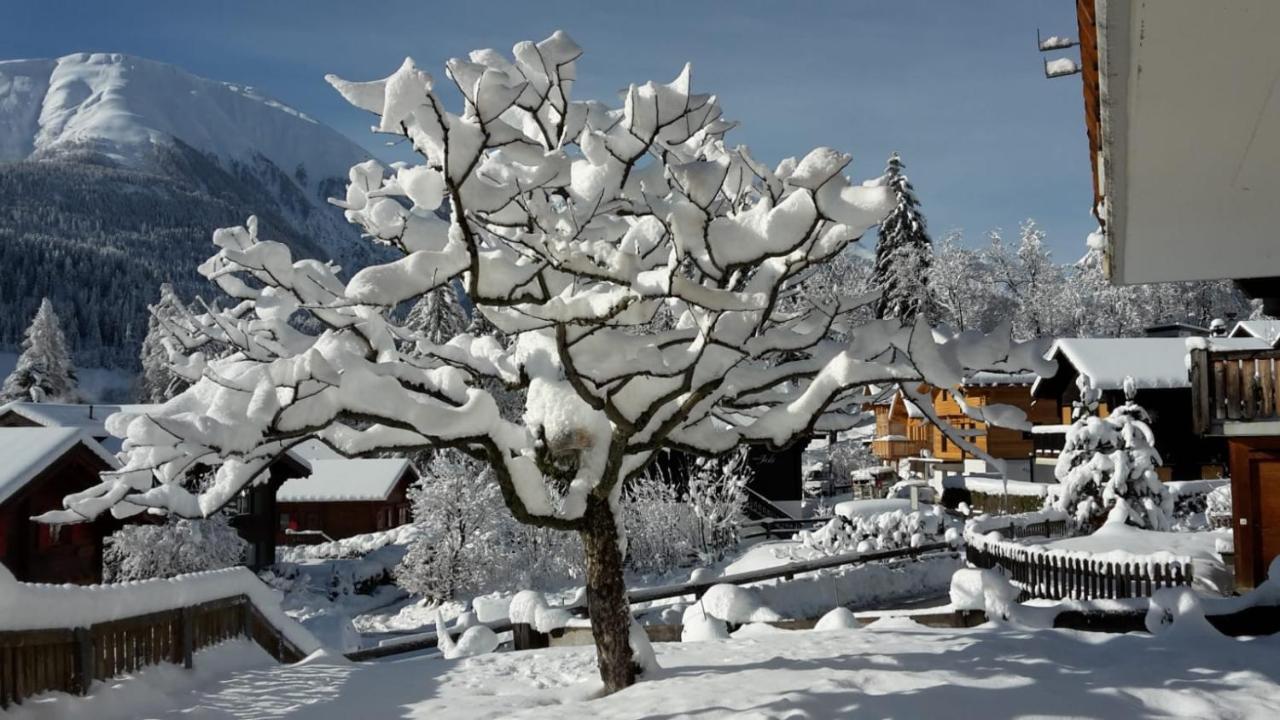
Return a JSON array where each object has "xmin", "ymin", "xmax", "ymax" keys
[
  {"xmin": 0, "ymin": 564, "xmax": 320, "ymax": 655},
  {"xmin": 787, "ymin": 505, "xmax": 951, "ymax": 560},
  {"xmin": 966, "ymin": 507, "xmax": 1069, "ymax": 535}
]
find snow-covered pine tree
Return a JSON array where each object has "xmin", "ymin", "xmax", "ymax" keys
[
  {"xmin": 1053, "ymin": 375, "xmax": 1172, "ymax": 530},
  {"xmin": 57, "ymin": 33, "xmax": 1050, "ymax": 692},
  {"xmin": 872, "ymin": 152, "xmax": 936, "ymax": 322},
  {"xmin": 1, "ymin": 298, "xmax": 80, "ymax": 403},
  {"xmin": 403, "ymin": 280, "xmax": 468, "ymax": 347},
  {"xmin": 136, "ymin": 284, "xmax": 191, "ymax": 403}
]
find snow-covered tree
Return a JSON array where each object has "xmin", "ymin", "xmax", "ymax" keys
[
  {"xmin": 136, "ymin": 284, "xmax": 192, "ymax": 403},
  {"xmin": 395, "ymin": 450, "xmax": 504, "ymax": 601},
  {"xmin": 1, "ymin": 298, "xmax": 79, "ymax": 403},
  {"xmin": 103, "ymin": 515, "xmax": 246, "ymax": 581},
  {"xmin": 403, "ymin": 281, "xmax": 468, "ymax": 347},
  {"xmin": 686, "ymin": 450, "xmax": 749, "ymax": 562},
  {"xmin": 930, "ymin": 231, "xmax": 1011, "ymax": 333},
  {"xmin": 1053, "ymin": 375, "xmax": 1173, "ymax": 530},
  {"xmin": 872, "ymin": 153, "xmax": 936, "ymax": 322},
  {"xmin": 986, "ymin": 221, "xmax": 1065, "ymax": 339},
  {"xmin": 54, "ymin": 33, "xmax": 1049, "ymax": 692}
]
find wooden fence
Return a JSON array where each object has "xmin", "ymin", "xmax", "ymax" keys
[
  {"xmin": 966, "ymin": 541, "xmax": 1193, "ymax": 601},
  {"xmin": 969, "ymin": 517, "xmax": 1071, "ymax": 542},
  {"xmin": 0, "ymin": 595, "xmax": 307, "ymax": 708},
  {"xmin": 1190, "ymin": 347, "xmax": 1280, "ymax": 433}
]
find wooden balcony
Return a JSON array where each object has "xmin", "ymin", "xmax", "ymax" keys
[
  {"xmin": 1190, "ymin": 347, "xmax": 1280, "ymax": 436},
  {"xmin": 871, "ymin": 438, "xmax": 930, "ymax": 461}
]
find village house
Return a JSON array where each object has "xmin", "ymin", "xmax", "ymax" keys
[
  {"xmin": 1075, "ymin": 0, "xmax": 1280, "ymax": 588},
  {"xmin": 930, "ymin": 372, "xmax": 1059, "ymax": 483},
  {"xmin": 0, "ymin": 427, "xmax": 118, "ymax": 583},
  {"xmin": 275, "ymin": 457, "xmax": 416, "ymax": 544},
  {"xmin": 1029, "ymin": 337, "xmax": 1271, "ymax": 481}
]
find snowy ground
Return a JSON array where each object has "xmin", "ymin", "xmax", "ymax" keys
[{"xmin": 19, "ymin": 618, "xmax": 1280, "ymax": 719}]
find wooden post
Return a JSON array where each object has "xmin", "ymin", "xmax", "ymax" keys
[
  {"xmin": 240, "ymin": 598, "xmax": 253, "ymax": 642},
  {"xmin": 72, "ymin": 627, "xmax": 93, "ymax": 696},
  {"xmin": 511, "ymin": 623, "xmax": 549, "ymax": 651},
  {"xmin": 179, "ymin": 607, "xmax": 194, "ymax": 669}
]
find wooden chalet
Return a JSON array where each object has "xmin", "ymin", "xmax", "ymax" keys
[
  {"xmin": 1028, "ymin": 338, "xmax": 1270, "ymax": 481},
  {"xmin": 931, "ymin": 372, "xmax": 1059, "ymax": 483},
  {"xmin": 275, "ymin": 457, "xmax": 416, "ymax": 544},
  {"xmin": 870, "ymin": 386, "xmax": 930, "ymax": 467},
  {"xmin": 0, "ymin": 428, "xmax": 118, "ymax": 584},
  {"xmin": 1190, "ymin": 336, "xmax": 1280, "ymax": 589}
]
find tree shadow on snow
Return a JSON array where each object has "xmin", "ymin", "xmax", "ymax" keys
[{"xmin": 632, "ymin": 625, "xmax": 1280, "ymax": 720}]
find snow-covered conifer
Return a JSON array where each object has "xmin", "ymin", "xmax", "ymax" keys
[
  {"xmin": 59, "ymin": 33, "xmax": 1050, "ymax": 692},
  {"xmin": 403, "ymin": 281, "xmax": 468, "ymax": 347},
  {"xmin": 1, "ymin": 298, "xmax": 79, "ymax": 403},
  {"xmin": 1054, "ymin": 375, "xmax": 1172, "ymax": 530},
  {"xmin": 136, "ymin": 284, "xmax": 191, "ymax": 403},
  {"xmin": 872, "ymin": 153, "xmax": 936, "ymax": 322}
]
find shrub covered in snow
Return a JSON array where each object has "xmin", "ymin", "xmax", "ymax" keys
[
  {"xmin": 396, "ymin": 451, "xmax": 584, "ymax": 601},
  {"xmin": 1053, "ymin": 375, "xmax": 1173, "ymax": 530},
  {"xmin": 104, "ymin": 515, "xmax": 246, "ymax": 582},
  {"xmin": 685, "ymin": 450, "xmax": 750, "ymax": 562},
  {"xmin": 621, "ymin": 473, "xmax": 694, "ymax": 574},
  {"xmin": 788, "ymin": 505, "xmax": 949, "ymax": 560}
]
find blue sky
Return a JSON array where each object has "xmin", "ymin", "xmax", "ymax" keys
[{"xmin": 2, "ymin": 0, "xmax": 1094, "ymax": 259}]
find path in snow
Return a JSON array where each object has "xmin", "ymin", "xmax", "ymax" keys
[{"xmin": 17, "ymin": 619, "xmax": 1280, "ymax": 719}]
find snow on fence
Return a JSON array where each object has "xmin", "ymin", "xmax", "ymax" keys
[
  {"xmin": 0, "ymin": 567, "xmax": 318, "ymax": 708},
  {"xmin": 966, "ymin": 508, "xmax": 1071, "ymax": 540},
  {"xmin": 965, "ymin": 534, "xmax": 1193, "ymax": 601}
]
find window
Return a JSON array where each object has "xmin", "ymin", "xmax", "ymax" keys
[{"xmin": 279, "ymin": 513, "xmax": 292, "ymax": 531}]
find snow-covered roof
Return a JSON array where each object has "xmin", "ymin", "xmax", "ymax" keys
[
  {"xmin": 1230, "ymin": 320, "xmax": 1280, "ymax": 343},
  {"xmin": 963, "ymin": 371, "xmax": 1037, "ymax": 387},
  {"xmin": 1035, "ymin": 337, "xmax": 1268, "ymax": 394},
  {"xmin": 0, "ymin": 402, "xmax": 159, "ymax": 453},
  {"xmin": 276, "ymin": 458, "xmax": 412, "ymax": 503},
  {"xmin": 0, "ymin": 427, "xmax": 118, "ymax": 507}
]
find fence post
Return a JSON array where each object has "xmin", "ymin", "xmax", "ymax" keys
[
  {"xmin": 511, "ymin": 623, "xmax": 549, "ymax": 651},
  {"xmin": 72, "ymin": 627, "xmax": 93, "ymax": 696},
  {"xmin": 240, "ymin": 597, "xmax": 254, "ymax": 642},
  {"xmin": 179, "ymin": 607, "xmax": 194, "ymax": 669}
]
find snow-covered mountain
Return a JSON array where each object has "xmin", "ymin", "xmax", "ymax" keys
[{"xmin": 0, "ymin": 53, "xmax": 381, "ymax": 373}]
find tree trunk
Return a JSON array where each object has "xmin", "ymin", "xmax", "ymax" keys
[{"xmin": 580, "ymin": 493, "xmax": 636, "ymax": 694}]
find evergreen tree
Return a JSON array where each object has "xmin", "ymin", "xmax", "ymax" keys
[
  {"xmin": 136, "ymin": 283, "xmax": 190, "ymax": 403},
  {"xmin": 403, "ymin": 281, "xmax": 468, "ymax": 347},
  {"xmin": 872, "ymin": 153, "xmax": 936, "ymax": 322},
  {"xmin": 1053, "ymin": 375, "xmax": 1173, "ymax": 530},
  {"xmin": 1, "ymin": 298, "xmax": 79, "ymax": 403}
]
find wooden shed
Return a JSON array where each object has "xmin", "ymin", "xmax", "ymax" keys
[
  {"xmin": 0, "ymin": 427, "xmax": 118, "ymax": 584},
  {"xmin": 275, "ymin": 458, "xmax": 416, "ymax": 544}
]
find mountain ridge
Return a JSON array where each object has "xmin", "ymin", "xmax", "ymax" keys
[{"xmin": 0, "ymin": 52, "xmax": 383, "ymax": 377}]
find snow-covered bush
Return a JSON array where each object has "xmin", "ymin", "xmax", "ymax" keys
[
  {"xmin": 103, "ymin": 515, "xmax": 246, "ymax": 582},
  {"xmin": 59, "ymin": 31, "xmax": 1051, "ymax": 692},
  {"xmin": 1054, "ymin": 375, "xmax": 1173, "ymax": 530},
  {"xmin": 621, "ymin": 473, "xmax": 694, "ymax": 574},
  {"xmin": 788, "ymin": 505, "xmax": 947, "ymax": 560},
  {"xmin": 687, "ymin": 451, "xmax": 750, "ymax": 562}
]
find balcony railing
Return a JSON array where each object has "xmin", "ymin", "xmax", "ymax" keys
[{"xmin": 1190, "ymin": 347, "xmax": 1280, "ymax": 434}]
